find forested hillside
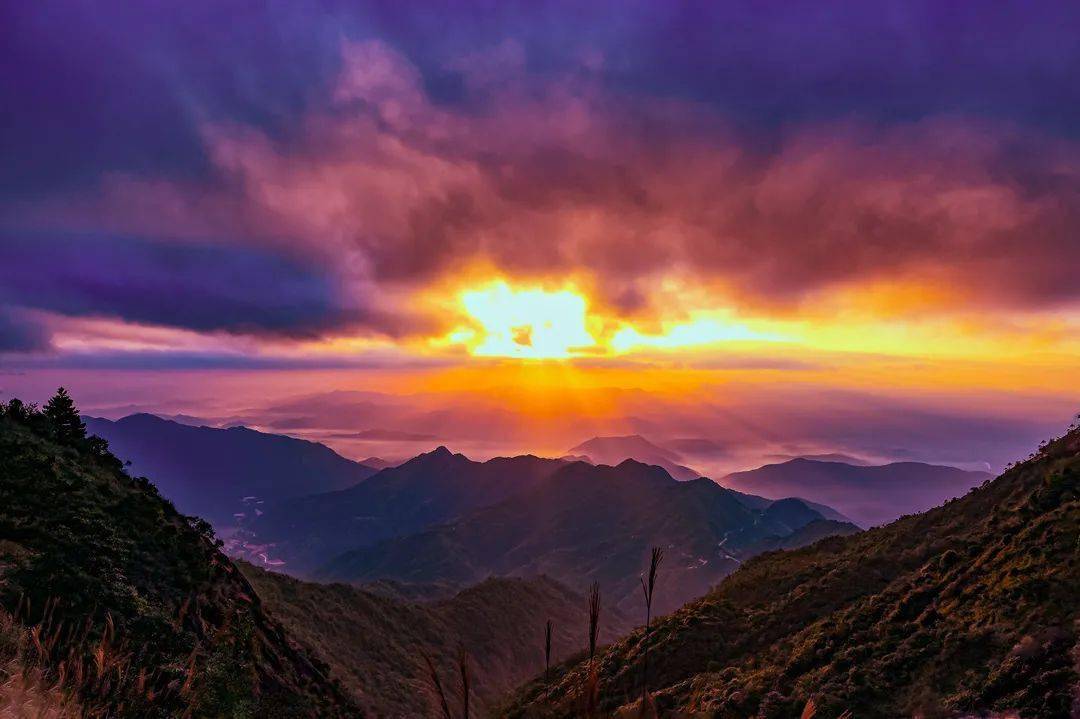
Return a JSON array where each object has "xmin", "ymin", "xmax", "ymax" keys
[
  {"xmin": 503, "ymin": 424, "xmax": 1080, "ymax": 718},
  {"xmin": 0, "ymin": 392, "xmax": 360, "ymax": 717},
  {"xmin": 244, "ymin": 567, "xmax": 634, "ymax": 717}
]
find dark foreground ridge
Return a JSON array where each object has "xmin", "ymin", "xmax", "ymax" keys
[
  {"xmin": 0, "ymin": 393, "xmax": 360, "ymax": 717},
  {"xmin": 242, "ymin": 566, "xmax": 635, "ymax": 717},
  {"xmin": 501, "ymin": 423, "xmax": 1080, "ymax": 718}
]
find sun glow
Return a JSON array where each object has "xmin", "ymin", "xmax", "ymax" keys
[
  {"xmin": 428, "ymin": 273, "xmax": 1080, "ymax": 371},
  {"xmin": 610, "ymin": 316, "xmax": 786, "ymax": 353},
  {"xmin": 458, "ymin": 281, "xmax": 596, "ymax": 359}
]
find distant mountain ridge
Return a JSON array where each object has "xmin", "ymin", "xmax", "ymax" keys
[
  {"xmin": 84, "ymin": 413, "xmax": 377, "ymax": 527},
  {"xmin": 724, "ymin": 487, "xmax": 853, "ymax": 524},
  {"xmin": 723, "ymin": 457, "xmax": 992, "ymax": 526},
  {"xmin": 567, "ymin": 434, "xmax": 701, "ymax": 480},
  {"xmin": 317, "ymin": 458, "xmax": 859, "ymax": 614}
]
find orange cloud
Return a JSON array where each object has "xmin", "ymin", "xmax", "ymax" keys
[{"xmin": 16, "ymin": 39, "xmax": 1077, "ymax": 371}]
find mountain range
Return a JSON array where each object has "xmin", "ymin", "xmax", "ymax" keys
[
  {"xmin": 566, "ymin": 434, "xmax": 701, "ymax": 480},
  {"xmin": 504, "ymin": 426, "xmax": 1080, "ymax": 718},
  {"xmin": 83, "ymin": 413, "xmax": 378, "ymax": 527},
  {"xmin": 723, "ymin": 457, "xmax": 992, "ymax": 527},
  {"xmin": 79, "ymin": 416, "xmax": 994, "ymax": 605},
  {"xmin": 84, "ymin": 413, "xmax": 989, "ymax": 542},
  {"xmin": 563, "ymin": 434, "xmax": 992, "ymax": 528},
  {"xmin": 248, "ymin": 447, "xmax": 568, "ymax": 572},
  {"xmin": 314, "ymin": 456, "xmax": 860, "ymax": 614},
  {"xmin": 5, "ymin": 396, "xmax": 1076, "ymax": 717}
]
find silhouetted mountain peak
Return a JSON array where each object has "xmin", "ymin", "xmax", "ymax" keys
[
  {"xmin": 615, "ymin": 456, "xmax": 651, "ymax": 469},
  {"xmin": 759, "ymin": 496, "xmax": 822, "ymax": 530},
  {"xmin": 570, "ymin": 433, "xmax": 679, "ymax": 459},
  {"xmin": 113, "ymin": 412, "xmax": 167, "ymax": 425},
  {"xmin": 612, "ymin": 457, "xmax": 678, "ymax": 482},
  {"xmin": 83, "ymin": 414, "xmax": 378, "ymax": 528},
  {"xmin": 546, "ymin": 456, "xmax": 674, "ymax": 489},
  {"xmin": 763, "ymin": 496, "xmax": 812, "ymax": 511},
  {"xmin": 250, "ymin": 449, "xmax": 567, "ymax": 571},
  {"xmin": 724, "ymin": 457, "xmax": 992, "ymax": 526},
  {"xmin": 397, "ymin": 444, "xmax": 468, "ymax": 470},
  {"xmin": 568, "ymin": 434, "xmax": 702, "ymax": 480},
  {"xmin": 360, "ymin": 456, "xmax": 396, "ymax": 470}
]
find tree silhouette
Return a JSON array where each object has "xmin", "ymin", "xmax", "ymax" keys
[{"xmin": 43, "ymin": 386, "xmax": 85, "ymax": 445}]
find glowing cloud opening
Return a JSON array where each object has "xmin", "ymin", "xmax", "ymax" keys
[
  {"xmin": 610, "ymin": 316, "xmax": 787, "ymax": 353},
  {"xmin": 458, "ymin": 281, "xmax": 596, "ymax": 359}
]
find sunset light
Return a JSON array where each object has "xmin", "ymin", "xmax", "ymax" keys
[
  {"xmin": 609, "ymin": 315, "xmax": 787, "ymax": 353},
  {"xmin": 459, "ymin": 281, "xmax": 595, "ymax": 358},
  {"xmin": 3, "ymin": 4, "xmax": 1080, "ymax": 715}
]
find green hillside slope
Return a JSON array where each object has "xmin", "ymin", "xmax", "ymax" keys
[
  {"xmin": 244, "ymin": 567, "xmax": 635, "ymax": 717},
  {"xmin": 503, "ymin": 424, "xmax": 1080, "ymax": 718},
  {"xmin": 0, "ymin": 396, "xmax": 360, "ymax": 718}
]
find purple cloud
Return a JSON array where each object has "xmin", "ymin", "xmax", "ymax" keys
[
  {"xmin": 0, "ymin": 309, "xmax": 50, "ymax": 352},
  {"xmin": 0, "ymin": 232, "xmax": 388, "ymax": 339}
]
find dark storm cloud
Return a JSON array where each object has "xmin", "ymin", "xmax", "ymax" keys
[
  {"xmin": 0, "ymin": 309, "xmax": 50, "ymax": 353},
  {"xmin": 3, "ymin": 349, "xmax": 449, "ymax": 371},
  {"xmin": 6, "ymin": 0, "xmax": 1080, "ymax": 197},
  {"xmin": 3, "ymin": 0, "xmax": 1080, "ymax": 340},
  {"xmin": 0, "ymin": 233, "xmax": 376, "ymax": 338},
  {"xmin": 0, "ymin": 1, "xmax": 349, "ymax": 196}
]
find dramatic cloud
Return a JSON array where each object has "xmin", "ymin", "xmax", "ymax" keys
[
  {"xmin": 0, "ymin": 232, "xmax": 386, "ymax": 339},
  {"xmin": 0, "ymin": 309, "xmax": 50, "ymax": 353},
  {"xmin": 7, "ymin": 2, "xmax": 1080, "ymax": 199},
  {"xmin": 172, "ymin": 40, "xmax": 1080, "ymax": 323},
  {"xmin": 0, "ymin": 0, "xmax": 1076, "ymax": 461},
  {"xmin": 4, "ymin": 2, "xmax": 1080, "ymax": 350}
]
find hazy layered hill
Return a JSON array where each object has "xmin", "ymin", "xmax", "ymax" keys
[
  {"xmin": 723, "ymin": 457, "xmax": 992, "ymax": 526},
  {"xmin": 320, "ymin": 459, "xmax": 859, "ymax": 614},
  {"xmin": 0, "ymin": 408, "xmax": 359, "ymax": 717},
  {"xmin": 84, "ymin": 413, "xmax": 378, "ymax": 527},
  {"xmin": 249, "ymin": 447, "xmax": 568, "ymax": 572},
  {"xmin": 567, "ymin": 434, "xmax": 701, "ymax": 480},
  {"xmin": 724, "ymin": 487, "xmax": 853, "ymax": 523},
  {"xmin": 504, "ymin": 427, "xmax": 1079, "ymax": 719},
  {"xmin": 243, "ymin": 566, "xmax": 634, "ymax": 717}
]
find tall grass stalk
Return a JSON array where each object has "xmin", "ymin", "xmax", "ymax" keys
[
  {"xmin": 419, "ymin": 650, "xmax": 452, "ymax": 719},
  {"xmin": 458, "ymin": 649, "xmax": 471, "ymax": 719},
  {"xmin": 639, "ymin": 546, "xmax": 663, "ymax": 703},
  {"xmin": 587, "ymin": 582, "xmax": 601, "ymax": 661},
  {"xmin": 584, "ymin": 582, "xmax": 601, "ymax": 716},
  {"xmin": 544, "ymin": 620, "xmax": 553, "ymax": 684}
]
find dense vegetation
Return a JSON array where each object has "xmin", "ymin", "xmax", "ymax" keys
[
  {"xmin": 242, "ymin": 567, "xmax": 634, "ymax": 717},
  {"xmin": 0, "ymin": 390, "xmax": 360, "ymax": 717},
  {"xmin": 250, "ymin": 448, "xmax": 567, "ymax": 573},
  {"xmin": 503, "ymin": 421, "xmax": 1080, "ymax": 718},
  {"xmin": 320, "ymin": 459, "xmax": 858, "ymax": 615},
  {"xmin": 6, "ymin": 388, "xmax": 1075, "ymax": 717}
]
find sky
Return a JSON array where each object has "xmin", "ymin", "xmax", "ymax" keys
[{"xmin": 2, "ymin": 1, "xmax": 1078, "ymax": 473}]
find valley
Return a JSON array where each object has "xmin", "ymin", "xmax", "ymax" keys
[{"xmin": 2, "ymin": 394, "xmax": 1076, "ymax": 717}]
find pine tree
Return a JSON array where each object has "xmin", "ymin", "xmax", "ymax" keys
[{"xmin": 43, "ymin": 386, "xmax": 86, "ymax": 445}]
